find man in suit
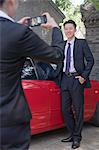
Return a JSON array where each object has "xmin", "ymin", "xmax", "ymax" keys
[
  {"xmin": 61, "ymin": 20, "xmax": 94, "ymax": 149},
  {"xmin": 0, "ymin": 0, "xmax": 64, "ymax": 149}
]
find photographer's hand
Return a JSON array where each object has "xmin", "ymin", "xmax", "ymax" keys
[
  {"xmin": 18, "ymin": 17, "xmax": 30, "ymax": 26},
  {"xmin": 41, "ymin": 12, "xmax": 59, "ymax": 29}
]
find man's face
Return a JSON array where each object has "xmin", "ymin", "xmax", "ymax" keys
[
  {"xmin": 64, "ymin": 23, "xmax": 76, "ymax": 39},
  {"xmin": 6, "ymin": 0, "xmax": 19, "ymax": 18}
]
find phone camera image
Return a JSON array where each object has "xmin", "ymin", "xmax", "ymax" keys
[{"xmin": 28, "ymin": 15, "xmax": 47, "ymax": 27}]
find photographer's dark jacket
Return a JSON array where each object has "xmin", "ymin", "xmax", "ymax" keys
[{"xmin": 0, "ymin": 16, "xmax": 64, "ymax": 127}]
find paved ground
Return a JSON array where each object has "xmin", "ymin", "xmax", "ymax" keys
[{"xmin": 29, "ymin": 123, "xmax": 99, "ymax": 150}]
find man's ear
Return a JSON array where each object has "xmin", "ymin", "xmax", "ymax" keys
[
  {"xmin": 5, "ymin": 0, "xmax": 12, "ymax": 7},
  {"xmin": 6, "ymin": 0, "xmax": 14, "ymax": 8},
  {"xmin": 8, "ymin": 0, "xmax": 14, "ymax": 7}
]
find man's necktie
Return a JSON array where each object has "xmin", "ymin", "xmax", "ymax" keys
[{"xmin": 65, "ymin": 43, "xmax": 71, "ymax": 73}]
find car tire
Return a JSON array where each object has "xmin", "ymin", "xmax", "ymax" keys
[{"xmin": 91, "ymin": 102, "xmax": 99, "ymax": 127}]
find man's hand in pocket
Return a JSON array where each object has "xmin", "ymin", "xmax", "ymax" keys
[{"xmin": 75, "ymin": 76, "xmax": 86, "ymax": 84}]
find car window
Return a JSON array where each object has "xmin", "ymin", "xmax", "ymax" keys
[
  {"xmin": 21, "ymin": 58, "xmax": 39, "ymax": 80},
  {"xmin": 21, "ymin": 58, "xmax": 62, "ymax": 87}
]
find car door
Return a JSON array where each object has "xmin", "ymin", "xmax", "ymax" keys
[
  {"xmin": 48, "ymin": 82, "xmax": 64, "ymax": 129},
  {"xmin": 22, "ymin": 58, "xmax": 50, "ymax": 134}
]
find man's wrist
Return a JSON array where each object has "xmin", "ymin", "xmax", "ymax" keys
[
  {"xmin": 51, "ymin": 18, "xmax": 59, "ymax": 28},
  {"xmin": 52, "ymin": 24, "xmax": 59, "ymax": 28}
]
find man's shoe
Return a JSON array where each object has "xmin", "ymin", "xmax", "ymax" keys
[
  {"xmin": 72, "ymin": 140, "xmax": 80, "ymax": 149},
  {"xmin": 61, "ymin": 136, "xmax": 73, "ymax": 142}
]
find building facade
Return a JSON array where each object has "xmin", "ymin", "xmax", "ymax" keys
[{"xmin": 81, "ymin": 3, "xmax": 99, "ymax": 80}]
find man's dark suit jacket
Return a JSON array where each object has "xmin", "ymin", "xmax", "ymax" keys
[
  {"xmin": 0, "ymin": 17, "xmax": 64, "ymax": 127},
  {"xmin": 59, "ymin": 38, "xmax": 94, "ymax": 89}
]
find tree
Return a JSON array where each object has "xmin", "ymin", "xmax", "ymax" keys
[
  {"xmin": 53, "ymin": 0, "xmax": 79, "ymax": 19},
  {"xmin": 54, "ymin": 0, "xmax": 71, "ymax": 11}
]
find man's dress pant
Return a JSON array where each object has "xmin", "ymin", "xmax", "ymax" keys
[{"xmin": 61, "ymin": 73, "xmax": 84, "ymax": 141}]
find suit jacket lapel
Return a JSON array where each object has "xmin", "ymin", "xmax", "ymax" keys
[
  {"xmin": 0, "ymin": 17, "xmax": 13, "ymax": 22},
  {"xmin": 64, "ymin": 40, "xmax": 67, "ymax": 46},
  {"xmin": 73, "ymin": 37, "xmax": 79, "ymax": 64}
]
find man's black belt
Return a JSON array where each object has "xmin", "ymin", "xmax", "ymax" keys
[{"xmin": 64, "ymin": 72, "xmax": 79, "ymax": 77}]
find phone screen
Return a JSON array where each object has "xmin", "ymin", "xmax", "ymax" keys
[
  {"xmin": 28, "ymin": 16, "xmax": 47, "ymax": 27},
  {"xmin": 31, "ymin": 17, "xmax": 42, "ymax": 26}
]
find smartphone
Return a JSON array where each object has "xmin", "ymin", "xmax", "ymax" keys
[{"xmin": 28, "ymin": 15, "xmax": 47, "ymax": 27}]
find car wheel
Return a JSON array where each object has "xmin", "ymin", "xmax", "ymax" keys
[{"xmin": 91, "ymin": 102, "xmax": 99, "ymax": 127}]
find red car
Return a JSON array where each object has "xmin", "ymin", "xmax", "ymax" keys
[{"xmin": 22, "ymin": 58, "xmax": 99, "ymax": 135}]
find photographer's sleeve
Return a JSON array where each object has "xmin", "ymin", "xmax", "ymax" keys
[{"xmin": 18, "ymin": 27, "xmax": 64, "ymax": 63}]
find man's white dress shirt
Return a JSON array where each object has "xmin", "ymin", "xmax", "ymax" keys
[{"xmin": 63, "ymin": 37, "xmax": 76, "ymax": 73}]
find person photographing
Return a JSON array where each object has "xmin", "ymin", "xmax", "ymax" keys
[{"xmin": 0, "ymin": 0, "xmax": 64, "ymax": 149}]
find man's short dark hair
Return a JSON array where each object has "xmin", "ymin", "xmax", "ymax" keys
[
  {"xmin": 63, "ymin": 20, "xmax": 77, "ymax": 29},
  {"xmin": 0, "ymin": 0, "xmax": 5, "ymax": 6}
]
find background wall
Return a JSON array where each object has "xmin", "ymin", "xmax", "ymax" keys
[{"xmin": 81, "ymin": 4, "xmax": 99, "ymax": 80}]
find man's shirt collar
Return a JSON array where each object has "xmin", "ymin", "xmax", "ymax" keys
[
  {"xmin": 67, "ymin": 37, "xmax": 75, "ymax": 45},
  {"xmin": 0, "ymin": 10, "xmax": 15, "ymax": 22}
]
